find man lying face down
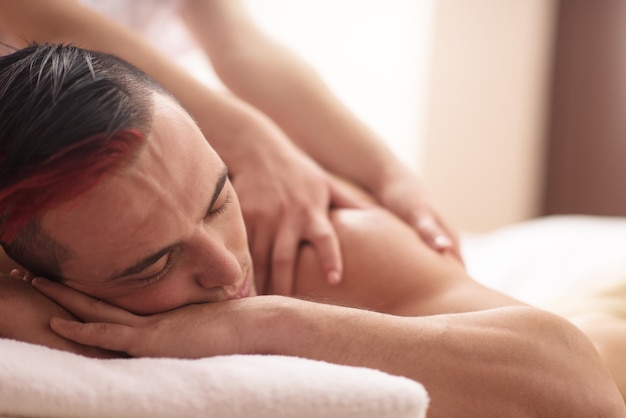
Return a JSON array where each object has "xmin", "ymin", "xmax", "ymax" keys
[{"xmin": 0, "ymin": 45, "xmax": 623, "ymax": 417}]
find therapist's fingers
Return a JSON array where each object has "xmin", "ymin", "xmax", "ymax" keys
[
  {"xmin": 416, "ymin": 215, "xmax": 452, "ymax": 249},
  {"xmin": 304, "ymin": 213, "xmax": 343, "ymax": 286},
  {"xmin": 31, "ymin": 277, "xmax": 140, "ymax": 325},
  {"xmin": 269, "ymin": 223, "xmax": 299, "ymax": 296},
  {"xmin": 415, "ymin": 214, "xmax": 464, "ymax": 264},
  {"xmin": 327, "ymin": 176, "xmax": 374, "ymax": 209},
  {"xmin": 270, "ymin": 212, "xmax": 342, "ymax": 295},
  {"xmin": 248, "ymin": 221, "xmax": 274, "ymax": 294}
]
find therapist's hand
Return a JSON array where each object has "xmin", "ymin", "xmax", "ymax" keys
[
  {"xmin": 374, "ymin": 166, "xmax": 463, "ymax": 264},
  {"xmin": 232, "ymin": 143, "xmax": 367, "ymax": 296}
]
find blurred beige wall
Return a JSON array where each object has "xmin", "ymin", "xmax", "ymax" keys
[{"xmin": 421, "ymin": 0, "xmax": 557, "ymax": 232}]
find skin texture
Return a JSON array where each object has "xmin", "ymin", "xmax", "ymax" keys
[
  {"xmin": 0, "ymin": 274, "xmax": 116, "ymax": 358},
  {"xmin": 571, "ymin": 314, "xmax": 626, "ymax": 401},
  {"xmin": 1, "ymin": 94, "xmax": 623, "ymax": 416},
  {"xmin": 0, "ymin": 0, "xmax": 460, "ymax": 295}
]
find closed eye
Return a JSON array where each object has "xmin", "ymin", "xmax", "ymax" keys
[
  {"xmin": 136, "ymin": 252, "xmax": 174, "ymax": 285},
  {"xmin": 208, "ymin": 192, "xmax": 231, "ymax": 217}
]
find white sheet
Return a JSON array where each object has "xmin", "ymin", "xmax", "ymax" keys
[{"xmin": 462, "ymin": 215, "xmax": 626, "ymax": 313}]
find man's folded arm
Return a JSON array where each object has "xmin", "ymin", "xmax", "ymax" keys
[
  {"xmin": 34, "ymin": 277, "xmax": 625, "ymax": 418},
  {"xmin": 253, "ymin": 298, "xmax": 624, "ymax": 418}
]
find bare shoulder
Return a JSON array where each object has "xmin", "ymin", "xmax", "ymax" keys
[{"xmin": 294, "ymin": 207, "xmax": 520, "ymax": 315}]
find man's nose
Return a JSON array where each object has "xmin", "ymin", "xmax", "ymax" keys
[{"xmin": 188, "ymin": 230, "xmax": 240, "ymax": 288}]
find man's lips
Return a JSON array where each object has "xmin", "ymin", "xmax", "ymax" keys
[
  {"xmin": 234, "ymin": 276, "xmax": 251, "ymax": 299},
  {"xmin": 224, "ymin": 269, "xmax": 253, "ymax": 300}
]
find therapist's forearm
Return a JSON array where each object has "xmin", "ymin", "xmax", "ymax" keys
[
  {"xmin": 181, "ymin": 0, "xmax": 405, "ymax": 194},
  {"xmin": 0, "ymin": 0, "xmax": 291, "ymax": 173}
]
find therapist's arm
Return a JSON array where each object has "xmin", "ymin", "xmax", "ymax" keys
[{"xmin": 180, "ymin": 0, "xmax": 462, "ymax": 260}]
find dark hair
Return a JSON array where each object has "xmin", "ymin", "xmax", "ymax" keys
[{"xmin": 0, "ymin": 43, "xmax": 167, "ymax": 278}]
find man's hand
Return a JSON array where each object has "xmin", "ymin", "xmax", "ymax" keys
[
  {"xmin": 0, "ymin": 273, "xmax": 118, "ymax": 358},
  {"xmin": 232, "ymin": 142, "xmax": 368, "ymax": 296},
  {"xmin": 31, "ymin": 277, "xmax": 267, "ymax": 358}
]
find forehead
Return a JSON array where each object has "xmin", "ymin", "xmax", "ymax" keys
[{"xmin": 40, "ymin": 94, "xmax": 223, "ymax": 280}]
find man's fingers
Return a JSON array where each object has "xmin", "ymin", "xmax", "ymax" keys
[
  {"xmin": 306, "ymin": 215, "xmax": 343, "ymax": 286},
  {"xmin": 9, "ymin": 268, "xmax": 34, "ymax": 282},
  {"xmin": 50, "ymin": 317, "xmax": 136, "ymax": 354},
  {"xmin": 9, "ymin": 269, "xmax": 25, "ymax": 280},
  {"xmin": 32, "ymin": 278, "xmax": 139, "ymax": 325}
]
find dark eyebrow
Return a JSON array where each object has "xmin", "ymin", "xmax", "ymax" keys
[{"xmin": 106, "ymin": 165, "xmax": 229, "ymax": 282}]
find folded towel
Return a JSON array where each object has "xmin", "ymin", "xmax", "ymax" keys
[{"xmin": 0, "ymin": 338, "xmax": 429, "ymax": 418}]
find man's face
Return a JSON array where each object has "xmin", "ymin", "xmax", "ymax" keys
[{"xmin": 40, "ymin": 94, "xmax": 256, "ymax": 315}]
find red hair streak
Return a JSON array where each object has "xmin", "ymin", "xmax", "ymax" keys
[{"xmin": 0, "ymin": 129, "xmax": 144, "ymax": 243}]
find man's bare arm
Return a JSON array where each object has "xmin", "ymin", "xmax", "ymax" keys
[
  {"xmin": 32, "ymin": 277, "xmax": 625, "ymax": 417},
  {"xmin": 0, "ymin": 274, "xmax": 118, "ymax": 358},
  {"xmin": 264, "ymin": 300, "xmax": 623, "ymax": 418}
]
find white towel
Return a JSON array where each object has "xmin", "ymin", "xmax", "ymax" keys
[{"xmin": 0, "ymin": 338, "xmax": 429, "ymax": 418}]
